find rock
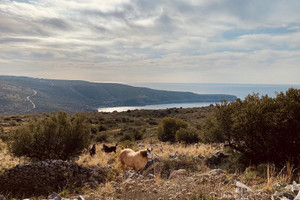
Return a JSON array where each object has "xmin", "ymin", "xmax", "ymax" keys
[
  {"xmin": 0, "ymin": 160, "xmax": 112, "ymax": 197},
  {"xmin": 295, "ymin": 190, "xmax": 300, "ymax": 200},
  {"xmin": 0, "ymin": 195, "xmax": 5, "ymax": 200},
  {"xmin": 293, "ymin": 181, "xmax": 300, "ymax": 193},
  {"xmin": 169, "ymin": 169, "xmax": 187, "ymax": 179},
  {"xmin": 235, "ymin": 181, "xmax": 253, "ymax": 198},
  {"xmin": 48, "ymin": 192, "xmax": 62, "ymax": 200},
  {"xmin": 236, "ymin": 181, "xmax": 253, "ymax": 193},
  {"xmin": 208, "ymin": 169, "xmax": 224, "ymax": 176},
  {"xmin": 272, "ymin": 191, "xmax": 295, "ymax": 200},
  {"xmin": 77, "ymin": 195, "xmax": 85, "ymax": 200},
  {"xmin": 147, "ymin": 173, "xmax": 155, "ymax": 179},
  {"xmin": 206, "ymin": 151, "xmax": 229, "ymax": 166}
]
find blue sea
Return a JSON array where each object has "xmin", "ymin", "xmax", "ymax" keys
[{"xmin": 98, "ymin": 83, "xmax": 300, "ymax": 112}]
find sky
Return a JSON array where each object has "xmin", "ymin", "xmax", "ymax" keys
[{"xmin": 0, "ymin": 0, "xmax": 299, "ymax": 84}]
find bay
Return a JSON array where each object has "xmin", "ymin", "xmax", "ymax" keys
[
  {"xmin": 98, "ymin": 83, "xmax": 300, "ymax": 112},
  {"xmin": 98, "ymin": 102, "xmax": 217, "ymax": 112}
]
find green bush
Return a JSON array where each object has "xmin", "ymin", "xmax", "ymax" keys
[
  {"xmin": 157, "ymin": 117, "xmax": 188, "ymax": 142},
  {"xmin": 176, "ymin": 128, "xmax": 199, "ymax": 144},
  {"xmin": 119, "ymin": 132, "xmax": 134, "ymax": 142},
  {"xmin": 98, "ymin": 125, "xmax": 108, "ymax": 132},
  {"xmin": 8, "ymin": 111, "xmax": 91, "ymax": 161},
  {"xmin": 95, "ymin": 132, "xmax": 109, "ymax": 142},
  {"xmin": 119, "ymin": 128, "xmax": 143, "ymax": 142},
  {"xmin": 132, "ymin": 129, "xmax": 143, "ymax": 140},
  {"xmin": 201, "ymin": 88, "xmax": 300, "ymax": 165}
]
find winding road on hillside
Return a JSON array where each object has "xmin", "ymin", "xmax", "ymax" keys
[{"xmin": 25, "ymin": 89, "xmax": 37, "ymax": 112}]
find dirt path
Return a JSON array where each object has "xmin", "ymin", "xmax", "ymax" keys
[{"xmin": 25, "ymin": 89, "xmax": 37, "ymax": 112}]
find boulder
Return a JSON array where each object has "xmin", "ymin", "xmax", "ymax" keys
[
  {"xmin": 235, "ymin": 181, "xmax": 253, "ymax": 198},
  {"xmin": 206, "ymin": 151, "xmax": 229, "ymax": 166}
]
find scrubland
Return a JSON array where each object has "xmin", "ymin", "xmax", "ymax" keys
[{"xmin": 0, "ymin": 106, "xmax": 299, "ymax": 199}]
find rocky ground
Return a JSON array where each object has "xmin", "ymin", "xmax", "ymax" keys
[{"xmin": 1, "ymin": 149, "xmax": 300, "ymax": 200}]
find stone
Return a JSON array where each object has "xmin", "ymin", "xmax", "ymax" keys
[
  {"xmin": 0, "ymin": 195, "xmax": 5, "ymax": 200},
  {"xmin": 48, "ymin": 192, "xmax": 62, "ymax": 200},
  {"xmin": 208, "ymin": 169, "xmax": 224, "ymax": 176},
  {"xmin": 293, "ymin": 181, "xmax": 300, "ymax": 193},
  {"xmin": 206, "ymin": 151, "xmax": 229, "ymax": 166},
  {"xmin": 272, "ymin": 191, "xmax": 295, "ymax": 200},
  {"xmin": 77, "ymin": 195, "xmax": 85, "ymax": 200},
  {"xmin": 295, "ymin": 190, "xmax": 300, "ymax": 200},
  {"xmin": 236, "ymin": 181, "xmax": 253, "ymax": 193}
]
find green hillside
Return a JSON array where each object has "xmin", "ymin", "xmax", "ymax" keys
[{"xmin": 0, "ymin": 76, "xmax": 237, "ymax": 114}]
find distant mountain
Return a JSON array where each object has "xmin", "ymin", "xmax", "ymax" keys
[{"xmin": 0, "ymin": 76, "xmax": 237, "ymax": 114}]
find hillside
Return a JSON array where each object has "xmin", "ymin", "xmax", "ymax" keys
[{"xmin": 0, "ymin": 76, "xmax": 236, "ymax": 114}]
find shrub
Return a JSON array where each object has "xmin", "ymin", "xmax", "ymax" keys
[
  {"xmin": 119, "ymin": 128, "xmax": 143, "ymax": 142},
  {"xmin": 119, "ymin": 132, "xmax": 134, "ymax": 142},
  {"xmin": 176, "ymin": 128, "xmax": 200, "ymax": 144},
  {"xmin": 201, "ymin": 88, "xmax": 300, "ymax": 165},
  {"xmin": 157, "ymin": 117, "xmax": 188, "ymax": 142},
  {"xmin": 98, "ymin": 125, "xmax": 108, "ymax": 132},
  {"xmin": 8, "ymin": 111, "xmax": 91, "ymax": 161},
  {"xmin": 95, "ymin": 132, "xmax": 109, "ymax": 142},
  {"xmin": 132, "ymin": 129, "xmax": 143, "ymax": 140}
]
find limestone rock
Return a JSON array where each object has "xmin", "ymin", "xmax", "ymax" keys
[
  {"xmin": 208, "ymin": 169, "xmax": 224, "ymax": 176},
  {"xmin": 48, "ymin": 192, "xmax": 61, "ymax": 200},
  {"xmin": 295, "ymin": 190, "xmax": 300, "ymax": 200}
]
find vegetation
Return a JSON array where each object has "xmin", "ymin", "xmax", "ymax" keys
[
  {"xmin": 176, "ymin": 127, "xmax": 200, "ymax": 144},
  {"xmin": 0, "ymin": 75, "xmax": 236, "ymax": 114},
  {"xmin": 7, "ymin": 111, "xmax": 91, "ymax": 160},
  {"xmin": 202, "ymin": 88, "xmax": 300, "ymax": 165},
  {"xmin": 0, "ymin": 102, "xmax": 299, "ymax": 199},
  {"xmin": 157, "ymin": 117, "xmax": 188, "ymax": 142}
]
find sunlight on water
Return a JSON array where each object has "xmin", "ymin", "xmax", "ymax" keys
[{"xmin": 98, "ymin": 102, "xmax": 217, "ymax": 112}]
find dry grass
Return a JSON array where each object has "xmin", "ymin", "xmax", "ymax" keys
[
  {"xmin": 154, "ymin": 142, "xmax": 219, "ymax": 158},
  {"xmin": 0, "ymin": 139, "xmax": 28, "ymax": 172},
  {"xmin": 265, "ymin": 162, "xmax": 296, "ymax": 191}
]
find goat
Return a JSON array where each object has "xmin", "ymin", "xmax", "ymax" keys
[
  {"xmin": 102, "ymin": 143, "xmax": 118, "ymax": 153},
  {"xmin": 89, "ymin": 144, "xmax": 96, "ymax": 157},
  {"xmin": 119, "ymin": 148, "xmax": 153, "ymax": 172}
]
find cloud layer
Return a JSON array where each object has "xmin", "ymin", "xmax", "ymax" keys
[{"xmin": 0, "ymin": 0, "xmax": 299, "ymax": 84}]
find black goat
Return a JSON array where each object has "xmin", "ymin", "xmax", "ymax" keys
[
  {"xmin": 89, "ymin": 144, "xmax": 96, "ymax": 157},
  {"xmin": 102, "ymin": 143, "xmax": 118, "ymax": 153}
]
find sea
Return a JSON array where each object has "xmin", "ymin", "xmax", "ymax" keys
[{"xmin": 98, "ymin": 83, "xmax": 300, "ymax": 112}]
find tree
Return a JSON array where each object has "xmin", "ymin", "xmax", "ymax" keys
[
  {"xmin": 201, "ymin": 88, "xmax": 300, "ymax": 165},
  {"xmin": 157, "ymin": 117, "xmax": 188, "ymax": 142},
  {"xmin": 8, "ymin": 111, "xmax": 91, "ymax": 160}
]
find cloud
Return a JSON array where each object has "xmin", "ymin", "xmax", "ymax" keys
[{"xmin": 0, "ymin": 0, "xmax": 299, "ymax": 84}]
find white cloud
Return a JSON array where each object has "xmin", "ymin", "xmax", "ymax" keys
[{"xmin": 0, "ymin": 0, "xmax": 299, "ymax": 84}]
